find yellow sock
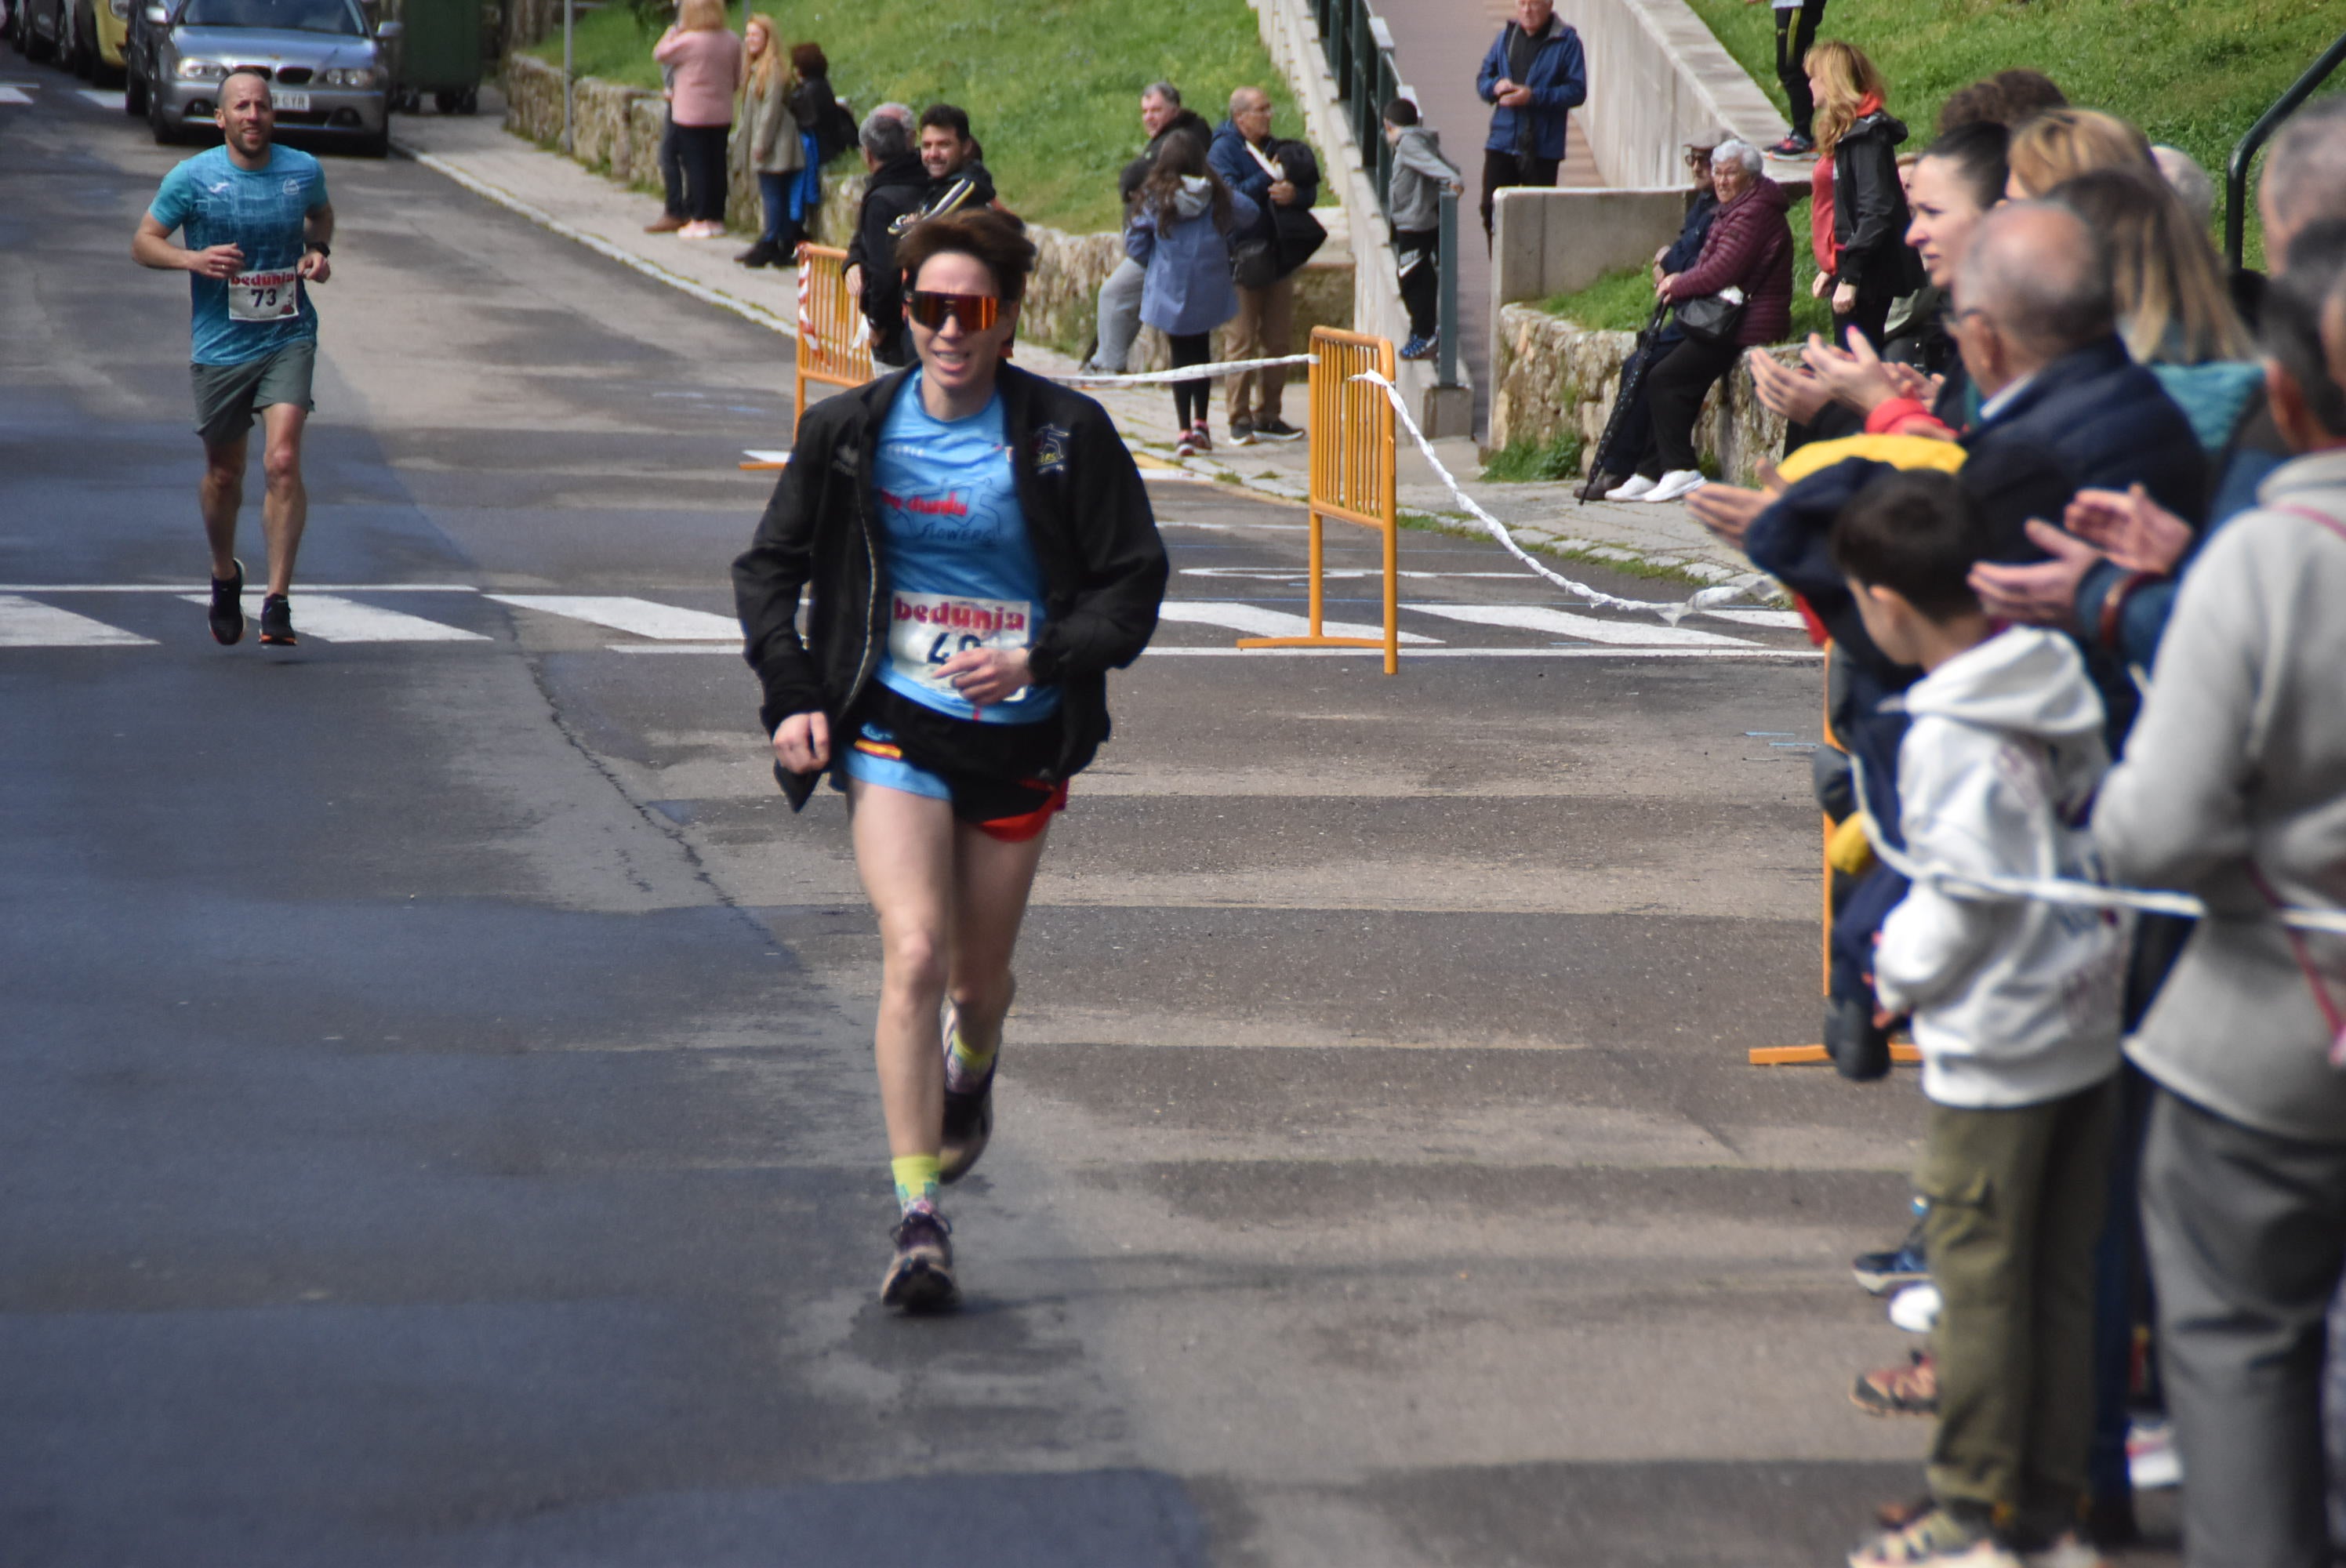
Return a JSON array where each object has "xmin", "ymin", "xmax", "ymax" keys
[
  {"xmin": 947, "ymin": 1028, "xmax": 997, "ymax": 1077},
  {"xmin": 892, "ymin": 1153, "xmax": 941, "ymax": 1213}
]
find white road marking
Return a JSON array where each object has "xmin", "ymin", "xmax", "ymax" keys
[
  {"xmin": 0, "ymin": 87, "xmax": 36, "ymax": 106},
  {"xmin": 488, "ymin": 594, "xmax": 740, "ymax": 641},
  {"xmin": 174, "ymin": 593, "xmax": 488, "ymax": 642},
  {"xmin": 0, "ymin": 595, "xmax": 156, "ymax": 647},
  {"xmin": 1156, "ymin": 601, "xmax": 1441, "ymax": 644},
  {"xmin": 1700, "ymin": 608, "xmax": 1808, "ymax": 629},
  {"xmin": 1403, "ymin": 602, "xmax": 1753, "ymax": 648},
  {"xmin": 1138, "ymin": 469, "xmax": 1214, "ymax": 483},
  {"xmin": 0, "ymin": 582, "xmax": 480, "ymax": 593},
  {"xmin": 77, "ymin": 89, "xmax": 124, "ymax": 110},
  {"xmin": 740, "ymin": 448, "xmax": 793, "ymax": 464},
  {"xmin": 1148, "ymin": 647, "xmax": 1819, "ymax": 659}
]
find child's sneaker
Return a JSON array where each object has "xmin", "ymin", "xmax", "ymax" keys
[
  {"xmin": 1847, "ymin": 1506, "xmax": 2019, "ymax": 1567},
  {"xmin": 1852, "ymin": 1349, "xmax": 1938, "ymax": 1416},
  {"xmin": 1399, "ymin": 333, "xmax": 1435, "ymax": 361}
]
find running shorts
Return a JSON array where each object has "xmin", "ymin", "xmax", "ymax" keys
[
  {"xmin": 841, "ymin": 686, "xmax": 1069, "ymax": 842},
  {"xmin": 191, "ymin": 339, "xmax": 317, "ymax": 450}
]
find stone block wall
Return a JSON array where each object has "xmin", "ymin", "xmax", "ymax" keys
[
  {"xmin": 503, "ymin": 54, "xmax": 1355, "ymax": 363},
  {"xmin": 1491, "ymin": 303, "xmax": 1796, "ymax": 488}
]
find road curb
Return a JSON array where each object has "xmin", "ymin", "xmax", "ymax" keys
[{"xmin": 390, "ymin": 137, "xmax": 797, "ymax": 339}]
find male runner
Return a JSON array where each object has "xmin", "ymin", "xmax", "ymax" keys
[{"xmin": 133, "ymin": 69, "xmax": 333, "ymax": 647}]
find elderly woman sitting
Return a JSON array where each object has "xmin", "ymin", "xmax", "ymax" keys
[{"xmin": 1614, "ymin": 140, "xmax": 1794, "ymax": 504}]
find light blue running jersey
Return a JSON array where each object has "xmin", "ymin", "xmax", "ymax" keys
[
  {"xmin": 147, "ymin": 145, "xmax": 330, "ymax": 367},
  {"xmin": 873, "ymin": 373, "xmax": 1058, "ymax": 724}
]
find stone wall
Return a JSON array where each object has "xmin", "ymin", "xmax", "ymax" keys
[
  {"xmin": 1491, "ymin": 303, "xmax": 1795, "ymax": 488},
  {"xmin": 503, "ymin": 53, "xmax": 1354, "ymax": 361}
]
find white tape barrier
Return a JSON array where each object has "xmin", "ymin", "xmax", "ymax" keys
[
  {"xmin": 1055, "ymin": 353, "xmax": 1320, "ymax": 387},
  {"xmin": 1351, "ymin": 371, "xmax": 1774, "ymax": 626},
  {"xmin": 1845, "ymin": 757, "xmax": 2346, "ymax": 938}
]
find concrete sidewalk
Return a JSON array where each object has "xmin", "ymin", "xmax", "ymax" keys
[{"xmin": 390, "ymin": 95, "xmax": 1760, "ymax": 591}]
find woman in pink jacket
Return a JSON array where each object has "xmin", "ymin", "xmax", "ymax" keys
[{"xmin": 652, "ymin": 0, "xmax": 743, "ymax": 240}]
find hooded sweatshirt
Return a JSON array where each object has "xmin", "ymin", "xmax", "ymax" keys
[
  {"xmin": 1388, "ymin": 125, "xmax": 1462, "ymax": 233},
  {"xmin": 1873, "ymin": 626, "xmax": 2127, "ymax": 1109},
  {"xmin": 1125, "ymin": 175, "xmax": 1258, "ymax": 337}
]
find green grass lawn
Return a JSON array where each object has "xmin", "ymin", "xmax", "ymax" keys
[
  {"xmin": 525, "ymin": 0, "xmax": 1308, "ymax": 233},
  {"xmin": 1686, "ymin": 0, "xmax": 2345, "ymax": 270}
]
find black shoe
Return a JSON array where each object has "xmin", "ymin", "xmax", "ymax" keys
[
  {"xmin": 257, "ymin": 593, "xmax": 296, "ymax": 646},
  {"xmin": 208, "ymin": 558, "xmax": 245, "ymax": 644},
  {"xmin": 1253, "ymin": 417, "xmax": 1305, "ymax": 442},
  {"xmin": 1228, "ymin": 414, "xmax": 1256, "ymax": 447},
  {"xmin": 1825, "ymin": 993, "xmax": 1890, "ymax": 1081},
  {"xmin": 880, "ymin": 1209, "xmax": 959, "ymax": 1313},
  {"xmin": 735, "ymin": 239, "xmax": 779, "ymax": 267}
]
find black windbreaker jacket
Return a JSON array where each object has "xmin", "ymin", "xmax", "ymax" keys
[{"xmin": 732, "ymin": 365, "xmax": 1169, "ymax": 808}]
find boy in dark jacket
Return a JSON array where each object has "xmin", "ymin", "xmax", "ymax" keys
[{"xmin": 1382, "ymin": 98, "xmax": 1464, "ymax": 360}]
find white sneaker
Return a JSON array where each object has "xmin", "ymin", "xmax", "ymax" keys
[
  {"xmin": 2126, "ymin": 1417, "xmax": 2181, "ymax": 1490},
  {"xmin": 2021, "ymin": 1533, "xmax": 2110, "ymax": 1568},
  {"xmin": 678, "ymin": 220, "xmax": 725, "ymax": 240},
  {"xmin": 1887, "ymin": 1281, "xmax": 1941, "ymax": 1334},
  {"xmin": 1644, "ymin": 468, "xmax": 1709, "ymax": 503},
  {"xmin": 1603, "ymin": 474, "xmax": 1658, "ymax": 501}
]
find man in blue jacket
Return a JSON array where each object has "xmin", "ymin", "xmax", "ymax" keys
[
  {"xmin": 1474, "ymin": 0, "xmax": 1587, "ymax": 247},
  {"xmin": 1209, "ymin": 88, "xmax": 1319, "ymax": 445}
]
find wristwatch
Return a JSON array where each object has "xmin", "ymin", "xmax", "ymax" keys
[{"xmin": 305, "ymin": 241, "xmax": 332, "ymax": 257}]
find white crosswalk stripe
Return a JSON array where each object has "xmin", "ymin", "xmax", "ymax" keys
[
  {"xmin": 1156, "ymin": 601, "xmax": 1443, "ymax": 644},
  {"xmin": 488, "ymin": 594, "xmax": 742, "ymax": 641},
  {"xmin": 173, "ymin": 592, "xmax": 488, "ymax": 642},
  {"xmin": 77, "ymin": 89, "xmax": 125, "ymax": 111},
  {"xmin": 1403, "ymin": 601, "xmax": 1753, "ymax": 648},
  {"xmin": 0, "ymin": 594, "xmax": 157, "ymax": 647}
]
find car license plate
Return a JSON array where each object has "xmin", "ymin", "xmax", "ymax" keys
[{"xmin": 274, "ymin": 89, "xmax": 310, "ymax": 110}]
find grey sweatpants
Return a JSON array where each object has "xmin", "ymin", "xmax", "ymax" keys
[
  {"xmin": 2141, "ymin": 1085, "xmax": 2346, "ymax": 1568},
  {"xmin": 1092, "ymin": 256, "xmax": 1146, "ymax": 373}
]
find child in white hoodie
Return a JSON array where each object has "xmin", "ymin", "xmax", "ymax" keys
[{"xmin": 1829, "ymin": 470, "xmax": 2129, "ymax": 1568}]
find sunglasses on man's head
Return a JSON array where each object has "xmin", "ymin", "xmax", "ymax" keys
[{"xmin": 906, "ymin": 292, "xmax": 1002, "ymax": 332}]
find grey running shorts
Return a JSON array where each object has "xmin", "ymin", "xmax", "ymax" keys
[{"xmin": 191, "ymin": 339, "xmax": 317, "ymax": 450}]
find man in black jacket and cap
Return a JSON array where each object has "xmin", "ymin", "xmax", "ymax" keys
[
  {"xmin": 844, "ymin": 104, "xmax": 928, "ymax": 368},
  {"xmin": 1086, "ymin": 82, "xmax": 1210, "ymax": 374}
]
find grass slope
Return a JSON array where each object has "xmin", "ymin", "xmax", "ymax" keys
[
  {"xmin": 525, "ymin": 0, "xmax": 1304, "ymax": 233},
  {"xmin": 1687, "ymin": 0, "xmax": 2344, "ymax": 269}
]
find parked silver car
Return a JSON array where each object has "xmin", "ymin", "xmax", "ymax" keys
[{"xmin": 125, "ymin": 0, "xmax": 399, "ymax": 156}]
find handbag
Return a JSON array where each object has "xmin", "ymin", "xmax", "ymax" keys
[
  {"xmin": 1672, "ymin": 284, "xmax": 1746, "ymax": 344},
  {"xmin": 1229, "ymin": 235, "xmax": 1279, "ymax": 290}
]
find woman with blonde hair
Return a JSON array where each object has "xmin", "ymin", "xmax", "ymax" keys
[
  {"xmin": 2006, "ymin": 107, "xmax": 2153, "ymax": 199},
  {"xmin": 1805, "ymin": 38, "xmax": 1918, "ymax": 352},
  {"xmin": 652, "ymin": 0, "xmax": 743, "ymax": 239},
  {"xmin": 733, "ymin": 13, "xmax": 804, "ymax": 267}
]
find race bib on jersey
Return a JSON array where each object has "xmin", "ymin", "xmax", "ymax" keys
[
  {"xmin": 888, "ymin": 590, "xmax": 1033, "ymax": 700},
  {"xmin": 227, "ymin": 267, "xmax": 301, "ymax": 322}
]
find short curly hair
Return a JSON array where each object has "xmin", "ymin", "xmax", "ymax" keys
[{"xmin": 893, "ymin": 209, "xmax": 1038, "ymax": 304}]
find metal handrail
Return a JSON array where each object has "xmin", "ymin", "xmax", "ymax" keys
[
  {"xmin": 2226, "ymin": 29, "xmax": 2346, "ymax": 270},
  {"xmin": 1314, "ymin": 0, "xmax": 1460, "ymax": 390}
]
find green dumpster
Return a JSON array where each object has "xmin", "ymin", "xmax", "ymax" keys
[{"xmin": 387, "ymin": 0, "xmax": 483, "ymax": 114}]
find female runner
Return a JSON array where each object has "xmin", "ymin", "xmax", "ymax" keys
[{"xmin": 734, "ymin": 209, "xmax": 1168, "ymax": 1312}]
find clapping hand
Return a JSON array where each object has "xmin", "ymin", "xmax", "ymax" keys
[
  {"xmin": 1969, "ymin": 524, "xmax": 2104, "ymax": 627},
  {"xmin": 2061, "ymin": 485, "xmax": 2192, "ymax": 575},
  {"xmin": 1685, "ymin": 462, "xmax": 1788, "ymax": 550},
  {"xmin": 1746, "ymin": 348, "xmax": 1831, "ymax": 423},
  {"xmin": 1798, "ymin": 329, "xmax": 1901, "ymax": 417}
]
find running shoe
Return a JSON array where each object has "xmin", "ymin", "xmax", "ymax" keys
[
  {"xmin": 879, "ymin": 1208, "xmax": 959, "ymax": 1313},
  {"xmin": 2017, "ymin": 1532, "xmax": 2111, "ymax": 1568},
  {"xmin": 1399, "ymin": 333, "xmax": 1435, "ymax": 361},
  {"xmin": 1254, "ymin": 417, "xmax": 1304, "ymax": 442},
  {"xmin": 1887, "ymin": 1280, "xmax": 1941, "ymax": 1334},
  {"xmin": 1174, "ymin": 430, "xmax": 1198, "ymax": 459},
  {"xmin": 1770, "ymin": 133, "xmax": 1817, "ymax": 158},
  {"xmin": 208, "ymin": 558, "xmax": 245, "ymax": 644},
  {"xmin": 1189, "ymin": 419, "xmax": 1214, "ymax": 454},
  {"xmin": 939, "ymin": 1003, "xmax": 996, "ymax": 1185},
  {"xmin": 1604, "ymin": 474, "xmax": 1658, "ymax": 501},
  {"xmin": 257, "ymin": 593, "xmax": 296, "ymax": 647},
  {"xmin": 2125, "ymin": 1416, "xmax": 2180, "ymax": 1490},
  {"xmin": 1847, "ymin": 1506, "xmax": 2019, "ymax": 1567},
  {"xmin": 1228, "ymin": 414, "xmax": 1257, "ymax": 446},
  {"xmin": 1854, "ymin": 1214, "xmax": 1929, "ymax": 1294},
  {"xmin": 1852, "ymin": 1349, "xmax": 1938, "ymax": 1417}
]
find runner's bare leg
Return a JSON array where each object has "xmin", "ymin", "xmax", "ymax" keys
[
  {"xmin": 200, "ymin": 433, "xmax": 247, "ymax": 580},
  {"xmin": 849, "ymin": 779, "xmax": 960, "ymax": 1160},
  {"xmin": 258, "ymin": 401, "xmax": 308, "ymax": 597},
  {"xmin": 946, "ymin": 818, "xmax": 1050, "ymax": 1058}
]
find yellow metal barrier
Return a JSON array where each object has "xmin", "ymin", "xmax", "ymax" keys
[
  {"xmin": 793, "ymin": 241, "xmax": 873, "ymax": 430},
  {"xmin": 1235, "ymin": 327, "xmax": 1401, "ymax": 674}
]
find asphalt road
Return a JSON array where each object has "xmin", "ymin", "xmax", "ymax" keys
[{"xmin": 0, "ymin": 55, "xmax": 2095, "ymax": 1567}]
